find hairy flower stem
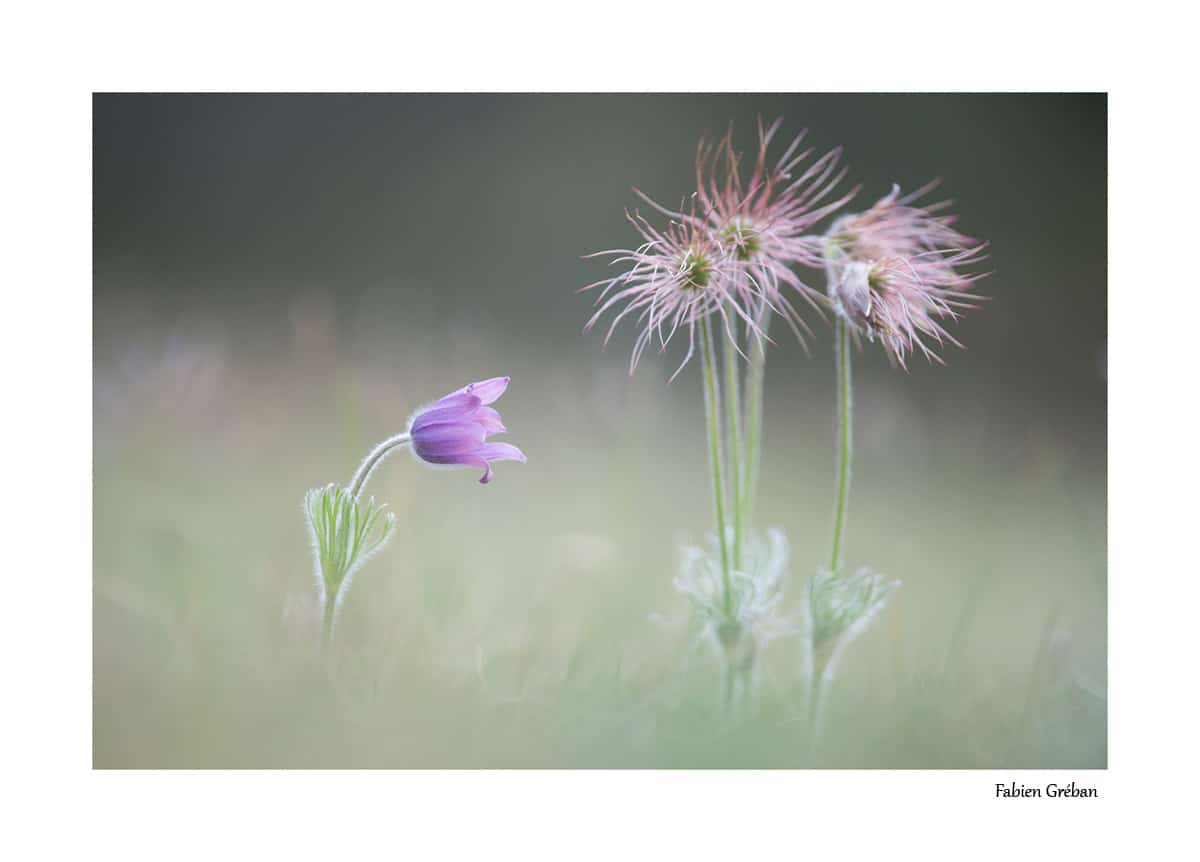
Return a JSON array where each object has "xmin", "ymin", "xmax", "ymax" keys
[
  {"xmin": 321, "ymin": 588, "xmax": 338, "ymax": 653},
  {"xmin": 699, "ymin": 318, "xmax": 732, "ymax": 611},
  {"xmin": 722, "ymin": 320, "xmax": 745, "ymax": 572},
  {"xmin": 312, "ymin": 430, "xmax": 411, "ymax": 656},
  {"xmin": 742, "ymin": 300, "xmax": 771, "ymax": 530},
  {"xmin": 829, "ymin": 317, "xmax": 853, "ymax": 573},
  {"xmin": 809, "ymin": 655, "xmax": 837, "ymax": 755},
  {"xmin": 348, "ymin": 432, "xmax": 411, "ymax": 499}
]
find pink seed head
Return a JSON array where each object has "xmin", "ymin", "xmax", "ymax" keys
[
  {"xmin": 582, "ymin": 196, "xmax": 767, "ymax": 379},
  {"xmin": 824, "ymin": 183, "xmax": 989, "ymax": 367},
  {"xmin": 696, "ymin": 117, "xmax": 859, "ymax": 343}
]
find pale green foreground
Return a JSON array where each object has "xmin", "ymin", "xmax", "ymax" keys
[{"xmin": 93, "ymin": 329, "xmax": 1105, "ymax": 768}]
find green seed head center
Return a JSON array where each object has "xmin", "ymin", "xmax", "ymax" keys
[
  {"xmin": 867, "ymin": 263, "xmax": 890, "ymax": 292},
  {"xmin": 723, "ymin": 220, "xmax": 761, "ymax": 261},
  {"xmin": 678, "ymin": 249, "xmax": 712, "ymax": 290}
]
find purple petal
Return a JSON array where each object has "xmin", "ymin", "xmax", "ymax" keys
[
  {"xmin": 428, "ymin": 392, "xmax": 482, "ymax": 411},
  {"xmin": 462, "ymin": 376, "xmax": 510, "ymax": 405},
  {"xmin": 411, "ymin": 421, "xmax": 485, "ymax": 461},
  {"xmin": 471, "ymin": 442, "xmax": 526, "ymax": 483},
  {"xmin": 411, "ymin": 394, "xmax": 482, "ymax": 432},
  {"xmin": 474, "ymin": 406, "xmax": 506, "ymax": 435},
  {"xmin": 414, "ymin": 452, "xmax": 496, "ymax": 483},
  {"xmin": 478, "ymin": 442, "xmax": 527, "ymax": 464},
  {"xmin": 415, "ymin": 441, "xmax": 526, "ymax": 483}
]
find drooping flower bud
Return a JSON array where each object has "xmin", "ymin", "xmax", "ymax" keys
[{"xmin": 408, "ymin": 376, "xmax": 527, "ymax": 484}]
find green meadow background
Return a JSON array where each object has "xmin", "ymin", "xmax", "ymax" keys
[{"xmin": 93, "ymin": 94, "xmax": 1106, "ymax": 767}]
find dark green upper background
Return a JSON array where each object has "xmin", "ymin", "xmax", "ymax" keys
[{"xmin": 94, "ymin": 93, "xmax": 1106, "ymax": 425}]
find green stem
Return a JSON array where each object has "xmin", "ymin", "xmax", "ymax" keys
[
  {"xmin": 722, "ymin": 318, "xmax": 744, "ymax": 572},
  {"xmin": 742, "ymin": 299, "xmax": 771, "ymax": 530},
  {"xmin": 829, "ymin": 317, "xmax": 853, "ymax": 573},
  {"xmin": 809, "ymin": 655, "xmax": 835, "ymax": 756},
  {"xmin": 699, "ymin": 318, "xmax": 732, "ymax": 610},
  {"xmin": 321, "ymin": 585, "xmax": 338, "ymax": 653},
  {"xmin": 348, "ymin": 432, "xmax": 410, "ymax": 499}
]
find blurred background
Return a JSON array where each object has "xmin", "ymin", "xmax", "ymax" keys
[{"xmin": 93, "ymin": 94, "xmax": 1106, "ymax": 768}]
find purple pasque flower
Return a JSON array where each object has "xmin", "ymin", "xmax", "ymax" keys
[
  {"xmin": 408, "ymin": 377, "xmax": 526, "ymax": 484},
  {"xmin": 696, "ymin": 117, "xmax": 857, "ymax": 340},
  {"xmin": 824, "ymin": 182, "xmax": 989, "ymax": 366},
  {"xmin": 582, "ymin": 199, "xmax": 764, "ymax": 379}
]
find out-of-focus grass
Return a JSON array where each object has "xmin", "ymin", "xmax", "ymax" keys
[{"xmin": 93, "ymin": 299, "xmax": 1105, "ymax": 768}]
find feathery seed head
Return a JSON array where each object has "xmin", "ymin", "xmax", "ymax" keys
[
  {"xmin": 697, "ymin": 117, "xmax": 859, "ymax": 341},
  {"xmin": 825, "ymin": 183, "xmax": 989, "ymax": 366},
  {"xmin": 582, "ymin": 201, "xmax": 761, "ymax": 378}
]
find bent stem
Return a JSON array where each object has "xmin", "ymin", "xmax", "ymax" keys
[
  {"xmin": 328, "ymin": 433, "xmax": 407, "ymax": 653},
  {"xmin": 348, "ymin": 432, "xmax": 411, "ymax": 500},
  {"xmin": 742, "ymin": 299, "xmax": 771, "ymax": 530},
  {"xmin": 699, "ymin": 317, "xmax": 732, "ymax": 612},
  {"xmin": 722, "ymin": 318, "xmax": 745, "ymax": 572},
  {"xmin": 829, "ymin": 316, "xmax": 853, "ymax": 573}
]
